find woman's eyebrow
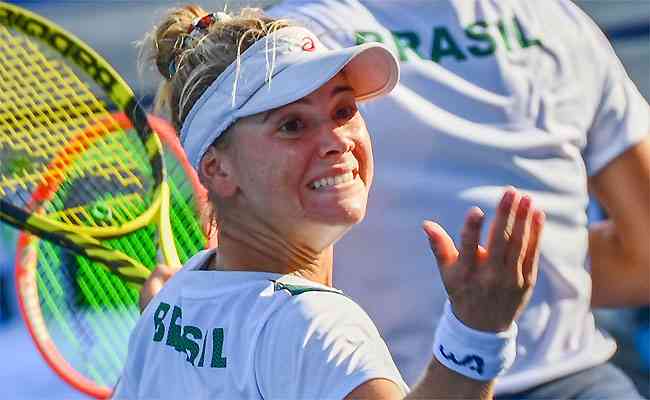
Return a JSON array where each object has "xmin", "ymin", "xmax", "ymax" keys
[{"xmin": 262, "ymin": 85, "xmax": 354, "ymax": 122}]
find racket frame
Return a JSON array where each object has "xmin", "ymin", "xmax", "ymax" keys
[
  {"xmin": 0, "ymin": 2, "xmax": 181, "ymax": 271},
  {"xmin": 15, "ymin": 115, "xmax": 207, "ymax": 399}
]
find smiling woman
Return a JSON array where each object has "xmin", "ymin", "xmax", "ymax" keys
[
  {"xmin": 113, "ymin": 4, "xmax": 545, "ymax": 400},
  {"xmin": 212, "ymin": 74, "xmax": 373, "ymax": 249}
]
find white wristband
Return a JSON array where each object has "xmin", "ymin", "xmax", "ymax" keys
[{"xmin": 432, "ymin": 301, "xmax": 518, "ymax": 381}]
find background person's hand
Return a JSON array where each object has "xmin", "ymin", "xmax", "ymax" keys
[
  {"xmin": 139, "ymin": 264, "xmax": 175, "ymax": 312},
  {"xmin": 422, "ymin": 187, "xmax": 545, "ymax": 332}
]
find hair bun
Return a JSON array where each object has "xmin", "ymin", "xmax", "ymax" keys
[
  {"xmin": 142, "ymin": 5, "xmax": 292, "ymax": 132},
  {"xmin": 150, "ymin": 5, "xmax": 208, "ymax": 80}
]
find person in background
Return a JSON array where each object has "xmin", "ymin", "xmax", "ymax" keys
[
  {"xmin": 265, "ymin": 1, "xmax": 650, "ymax": 399},
  {"xmin": 119, "ymin": 6, "xmax": 545, "ymax": 399}
]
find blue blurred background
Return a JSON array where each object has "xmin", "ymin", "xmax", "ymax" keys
[{"xmin": 0, "ymin": 1, "xmax": 648, "ymax": 398}]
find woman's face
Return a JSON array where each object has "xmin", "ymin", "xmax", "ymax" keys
[{"xmin": 221, "ymin": 72, "xmax": 373, "ymax": 242}]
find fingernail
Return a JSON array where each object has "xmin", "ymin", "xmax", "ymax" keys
[
  {"xmin": 501, "ymin": 189, "xmax": 515, "ymax": 209},
  {"xmin": 421, "ymin": 221, "xmax": 432, "ymax": 233},
  {"xmin": 467, "ymin": 207, "xmax": 484, "ymax": 223},
  {"xmin": 518, "ymin": 196, "xmax": 531, "ymax": 216}
]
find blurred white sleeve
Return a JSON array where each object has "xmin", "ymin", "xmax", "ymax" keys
[{"xmin": 561, "ymin": 0, "xmax": 650, "ymax": 175}]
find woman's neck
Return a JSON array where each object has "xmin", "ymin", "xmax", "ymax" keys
[{"xmin": 210, "ymin": 228, "xmax": 334, "ymax": 286}]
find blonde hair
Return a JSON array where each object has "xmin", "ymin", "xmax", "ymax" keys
[
  {"xmin": 142, "ymin": 5, "xmax": 293, "ymax": 238},
  {"xmin": 143, "ymin": 5, "xmax": 292, "ymax": 135}
]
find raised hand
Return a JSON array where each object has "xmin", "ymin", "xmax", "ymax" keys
[{"xmin": 422, "ymin": 187, "xmax": 545, "ymax": 332}]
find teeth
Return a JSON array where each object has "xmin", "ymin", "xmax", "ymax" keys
[{"xmin": 311, "ymin": 172, "xmax": 354, "ymax": 189}]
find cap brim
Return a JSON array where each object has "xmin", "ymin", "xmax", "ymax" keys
[{"xmin": 237, "ymin": 42, "xmax": 399, "ymax": 118}]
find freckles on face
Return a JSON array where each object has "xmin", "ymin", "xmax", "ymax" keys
[
  {"xmin": 301, "ymin": 111, "xmax": 373, "ymax": 226},
  {"xmin": 348, "ymin": 113, "xmax": 373, "ymax": 190},
  {"xmin": 227, "ymin": 72, "xmax": 375, "ymax": 229},
  {"xmin": 228, "ymin": 120, "xmax": 311, "ymax": 219}
]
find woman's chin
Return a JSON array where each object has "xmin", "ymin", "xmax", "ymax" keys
[
  {"xmin": 299, "ymin": 212, "xmax": 362, "ymax": 250},
  {"xmin": 306, "ymin": 195, "xmax": 367, "ymax": 226}
]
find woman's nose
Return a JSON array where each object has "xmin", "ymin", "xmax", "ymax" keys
[{"xmin": 318, "ymin": 124, "xmax": 355, "ymax": 158}]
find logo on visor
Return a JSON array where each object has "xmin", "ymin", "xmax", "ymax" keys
[
  {"xmin": 272, "ymin": 35, "xmax": 317, "ymax": 55},
  {"xmin": 302, "ymin": 37, "xmax": 316, "ymax": 52}
]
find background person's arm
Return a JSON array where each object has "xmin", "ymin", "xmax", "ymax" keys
[
  {"xmin": 589, "ymin": 135, "xmax": 650, "ymax": 308},
  {"xmin": 568, "ymin": 0, "xmax": 650, "ymax": 309}
]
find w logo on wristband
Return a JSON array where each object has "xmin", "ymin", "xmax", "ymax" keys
[{"xmin": 439, "ymin": 345, "xmax": 485, "ymax": 375}]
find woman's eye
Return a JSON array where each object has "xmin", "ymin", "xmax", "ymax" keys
[
  {"xmin": 279, "ymin": 118, "xmax": 305, "ymax": 135},
  {"xmin": 335, "ymin": 105, "xmax": 357, "ymax": 122}
]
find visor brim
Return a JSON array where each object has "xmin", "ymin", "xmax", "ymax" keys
[{"xmin": 237, "ymin": 42, "xmax": 399, "ymax": 118}]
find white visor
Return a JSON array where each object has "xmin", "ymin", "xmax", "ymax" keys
[{"xmin": 180, "ymin": 26, "xmax": 400, "ymax": 169}]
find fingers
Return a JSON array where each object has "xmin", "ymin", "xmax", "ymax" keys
[
  {"xmin": 434, "ymin": 189, "xmax": 545, "ymax": 333},
  {"xmin": 504, "ymin": 195, "xmax": 533, "ymax": 280},
  {"xmin": 457, "ymin": 207, "xmax": 485, "ymax": 271},
  {"xmin": 424, "ymin": 187, "xmax": 544, "ymax": 291},
  {"xmin": 487, "ymin": 187, "xmax": 518, "ymax": 266},
  {"xmin": 522, "ymin": 210, "xmax": 545, "ymax": 287},
  {"xmin": 422, "ymin": 220, "xmax": 459, "ymax": 267}
]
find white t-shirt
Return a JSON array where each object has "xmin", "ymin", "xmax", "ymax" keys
[
  {"xmin": 269, "ymin": 0, "xmax": 649, "ymax": 394},
  {"xmin": 113, "ymin": 249, "xmax": 408, "ymax": 399}
]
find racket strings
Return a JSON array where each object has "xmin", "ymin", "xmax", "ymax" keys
[
  {"xmin": 168, "ymin": 177, "xmax": 205, "ymax": 260},
  {"xmin": 35, "ymin": 241, "xmax": 139, "ymax": 382},
  {"xmin": 0, "ymin": 29, "xmax": 110, "ymax": 174},
  {"xmin": 162, "ymin": 144, "xmax": 207, "ymax": 260},
  {"xmin": 0, "ymin": 26, "xmax": 155, "ymax": 229},
  {"xmin": 42, "ymin": 134, "xmax": 153, "ymax": 228},
  {"xmin": 48, "ymin": 192, "xmax": 145, "ymax": 227},
  {"xmin": 22, "ymin": 137, "xmax": 207, "ymax": 391},
  {"xmin": 0, "ymin": 29, "xmax": 110, "ymax": 153},
  {"xmin": 44, "ymin": 175, "xmax": 148, "ymax": 228},
  {"xmin": 46, "ymin": 171, "xmax": 161, "ymax": 269},
  {"xmin": 38, "ymin": 230, "xmax": 158, "ymax": 375}
]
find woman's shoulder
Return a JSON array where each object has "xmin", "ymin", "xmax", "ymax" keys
[
  {"xmin": 255, "ymin": 277, "xmax": 401, "ymax": 399},
  {"xmin": 265, "ymin": 277, "xmax": 379, "ymax": 338}
]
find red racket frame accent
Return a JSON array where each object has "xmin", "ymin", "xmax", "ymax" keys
[{"xmin": 15, "ymin": 114, "xmax": 207, "ymax": 399}]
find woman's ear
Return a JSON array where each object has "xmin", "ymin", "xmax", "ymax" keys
[{"xmin": 199, "ymin": 146, "xmax": 238, "ymax": 197}]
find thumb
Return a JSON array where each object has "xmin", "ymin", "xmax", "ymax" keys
[{"xmin": 422, "ymin": 220, "xmax": 459, "ymax": 267}]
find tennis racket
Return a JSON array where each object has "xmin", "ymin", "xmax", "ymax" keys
[
  {"xmin": 0, "ymin": 2, "xmax": 189, "ymax": 288},
  {"xmin": 15, "ymin": 116, "xmax": 207, "ymax": 399}
]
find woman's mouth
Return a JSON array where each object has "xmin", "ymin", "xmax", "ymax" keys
[{"xmin": 309, "ymin": 171, "xmax": 357, "ymax": 190}]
